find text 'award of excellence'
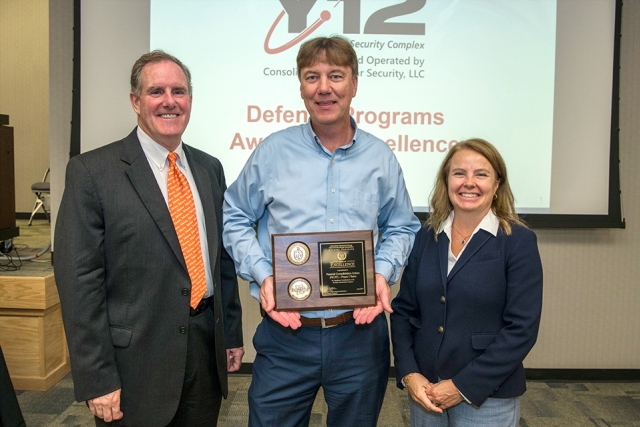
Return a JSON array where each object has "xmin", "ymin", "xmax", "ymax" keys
[{"xmin": 271, "ymin": 230, "xmax": 376, "ymax": 310}]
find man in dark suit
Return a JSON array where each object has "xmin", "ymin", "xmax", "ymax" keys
[{"xmin": 54, "ymin": 50, "xmax": 243, "ymax": 426}]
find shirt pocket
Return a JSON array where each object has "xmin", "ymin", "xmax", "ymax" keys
[{"xmin": 350, "ymin": 191, "xmax": 380, "ymax": 225}]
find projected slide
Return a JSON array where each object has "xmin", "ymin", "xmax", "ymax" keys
[{"xmin": 150, "ymin": 0, "xmax": 557, "ymax": 212}]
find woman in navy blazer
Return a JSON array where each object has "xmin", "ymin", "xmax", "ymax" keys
[{"xmin": 391, "ymin": 138, "xmax": 543, "ymax": 426}]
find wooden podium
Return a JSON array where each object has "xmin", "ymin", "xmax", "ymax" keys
[{"xmin": 0, "ymin": 274, "xmax": 70, "ymax": 391}]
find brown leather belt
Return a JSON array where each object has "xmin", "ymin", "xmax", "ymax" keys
[{"xmin": 299, "ymin": 312, "xmax": 353, "ymax": 328}]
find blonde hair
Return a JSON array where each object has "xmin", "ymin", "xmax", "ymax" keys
[{"xmin": 427, "ymin": 138, "xmax": 525, "ymax": 237}]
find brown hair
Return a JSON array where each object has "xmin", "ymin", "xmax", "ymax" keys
[
  {"xmin": 427, "ymin": 138, "xmax": 525, "ymax": 237},
  {"xmin": 130, "ymin": 50, "xmax": 192, "ymax": 96},
  {"xmin": 296, "ymin": 36, "xmax": 358, "ymax": 81}
]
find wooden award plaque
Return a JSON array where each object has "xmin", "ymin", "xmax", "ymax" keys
[{"xmin": 271, "ymin": 230, "xmax": 376, "ymax": 310}]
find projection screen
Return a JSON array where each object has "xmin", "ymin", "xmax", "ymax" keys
[{"xmin": 78, "ymin": 0, "xmax": 624, "ymax": 228}]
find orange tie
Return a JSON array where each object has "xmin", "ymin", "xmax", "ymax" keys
[{"xmin": 167, "ymin": 152, "xmax": 207, "ymax": 308}]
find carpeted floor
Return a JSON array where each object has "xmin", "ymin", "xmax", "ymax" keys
[
  {"xmin": 0, "ymin": 219, "xmax": 52, "ymax": 275},
  {"xmin": 12, "ymin": 373, "xmax": 640, "ymax": 426}
]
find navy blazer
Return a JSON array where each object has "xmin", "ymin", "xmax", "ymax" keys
[{"xmin": 390, "ymin": 223, "xmax": 542, "ymax": 406}]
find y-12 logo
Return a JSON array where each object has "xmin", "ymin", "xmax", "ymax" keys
[{"xmin": 265, "ymin": 0, "xmax": 426, "ymax": 54}]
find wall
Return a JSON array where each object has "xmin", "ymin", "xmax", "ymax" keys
[
  {"xmin": 3, "ymin": 0, "xmax": 640, "ymax": 369},
  {"xmin": 48, "ymin": 0, "xmax": 73, "ymax": 246},
  {"xmin": 524, "ymin": 0, "xmax": 640, "ymax": 368},
  {"xmin": 0, "ymin": 0, "xmax": 50, "ymax": 213}
]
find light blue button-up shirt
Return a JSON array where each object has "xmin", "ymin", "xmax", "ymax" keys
[{"xmin": 223, "ymin": 119, "xmax": 421, "ymax": 318}]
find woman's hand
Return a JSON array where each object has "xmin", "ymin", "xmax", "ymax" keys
[
  {"xmin": 405, "ymin": 373, "xmax": 443, "ymax": 413},
  {"xmin": 425, "ymin": 379, "xmax": 463, "ymax": 410}
]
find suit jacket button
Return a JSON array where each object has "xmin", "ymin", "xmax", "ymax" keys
[
  {"xmin": 179, "ymin": 326, "xmax": 187, "ymax": 334},
  {"xmin": 182, "ymin": 288, "xmax": 190, "ymax": 296},
  {"xmin": 437, "ymin": 326, "xmax": 444, "ymax": 334},
  {"xmin": 440, "ymin": 296, "xmax": 446, "ymax": 303}
]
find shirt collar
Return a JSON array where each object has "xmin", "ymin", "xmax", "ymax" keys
[
  {"xmin": 442, "ymin": 209, "xmax": 500, "ymax": 241},
  {"xmin": 137, "ymin": 126, "xmax": 186, "ymax": 171},
  {"xmin": 304, "ymin": 117, "xmax": 359, "ymax": 155}
]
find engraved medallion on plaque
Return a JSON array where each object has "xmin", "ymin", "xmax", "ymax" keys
[
  {"xmin": 288, "ymin": 278, "xmax": 312, "ymax": 301},
  {"xmin": 286, "ymin": 242, "xmax": 310, "ymax": 266}
]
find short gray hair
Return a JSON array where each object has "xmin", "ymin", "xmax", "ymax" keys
[{"xmin": 130, "ymin": 50, "xmax": 192, "ymax": 96}]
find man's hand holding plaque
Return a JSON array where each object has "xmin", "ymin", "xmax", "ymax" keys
[
  {"xmin": 259, "ymin": 276, "xmax": 302, "ymax": 330},
  {"xmin": 353, "ymin": 273, "xmax": 393, "ymax": 325}
]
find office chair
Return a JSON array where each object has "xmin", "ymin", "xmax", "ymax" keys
[{"xmin": 28, "ymin": 167, "xmax": 50, "ymax": 226}]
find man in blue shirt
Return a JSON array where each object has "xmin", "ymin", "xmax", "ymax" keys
[{"xmin": 223, "ymin": 36, "xmax": 420, "ymax": 427}]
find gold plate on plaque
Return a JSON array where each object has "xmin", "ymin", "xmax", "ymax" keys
[
  {"xmin": 286, "ymin": 241, "xmax": 310, "ymax": 266},
  {"xmin": 288, "ymin": 278, "xmax": 312, "ymax": 301}
]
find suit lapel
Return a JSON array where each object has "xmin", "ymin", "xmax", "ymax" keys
[
  {"xmin": 121, "ymin": 130, "xmax": 187, "ymax": 271},
  {"xmin": 447, "ymin": 229, "xmax": 492, "ymax": 282},
  {"xmin": 183, "ymin": 145, "xmax": 219, "ymax": 270}
]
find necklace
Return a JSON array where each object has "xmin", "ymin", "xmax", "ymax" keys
[{"xmin": 451, "ymin": 224, "xmax": 472, "ymax": 245}]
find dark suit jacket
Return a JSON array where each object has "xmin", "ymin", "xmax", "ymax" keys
[
  {"xmin": 0, "ymin": 346, "xmax": 25, "ymax": 427},
  {"xmin": 54, "ymin": 129, "xmax": 243, "ymax": 426},
  {"xmin": 390, "ymin": 223, "xmax": 542, "ymax": 407}
]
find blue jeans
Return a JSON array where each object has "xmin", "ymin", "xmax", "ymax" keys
[
  {"xmin": 409, "ymin": 394, "xmax": 520, "ymax": 427},
  {"xmin": 248, "ymin": 315, "xmax": 390, "ymax": 427}
]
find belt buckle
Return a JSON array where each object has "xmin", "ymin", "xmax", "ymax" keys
[
  {"xmin": 195, "ymin": 297, "xmax": 208, "ymax": 314},
  {"xmin": 320, "ymin": 317, "xmax": 336, "ymax": 329}
]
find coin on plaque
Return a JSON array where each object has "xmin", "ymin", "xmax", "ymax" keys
[
  {"xmin": 288, "ymin": 278, "xmax": 312, "ymax": 301},
  {"xmin": 286, "ymin": 241, "xmax": 310, "ymax": 266}
]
